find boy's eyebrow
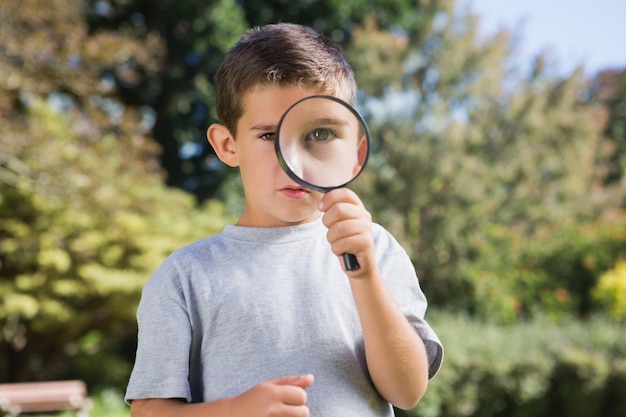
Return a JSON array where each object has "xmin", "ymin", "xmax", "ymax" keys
[
  {"xmin": 247, "ymin": 118, "xmax": 349, "ymax": 134},
  {"xmin": 311, "ymin": 117, "xmax": 349, "ymax": 127},
  {"xmin": 250, "ymin": 124, "xmax": 277, "ymax": 132}
]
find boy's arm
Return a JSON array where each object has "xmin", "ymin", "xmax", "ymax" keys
[
  {"xmin": 348, "ymin": 271, "xmax": 429, "ymax": 410},
  {"xmin": 131, "ymin": 398, "xmax": 230, "ymax": 417},
  {"xmin": 319, "ymin": 189, "xmax": 430, "ymax": 410},
  {"xmin": 130, "ymin": 374, "xmax": 314, "ymax": 417}
]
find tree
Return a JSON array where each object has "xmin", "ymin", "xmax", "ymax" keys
[
  {"xmin": 593, "ymin": 69, "xmax": 626, "ymax": 204},
  {"xmin": 83, "ymin": 0, "xmax": 248, "ymax": 202},
  {"xmin": 84, "ymin": 0, "xmax": 436, "ymax": 201},
  {"xmin": 345, "ymin": 0, "xmax": 619, "ymax": 319},
  {"xmin": 0, "ymin": 0, "xmax": 229, "ymax": 385}
]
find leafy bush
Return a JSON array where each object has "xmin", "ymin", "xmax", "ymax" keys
[
  {"xmin": 593, "ymin": 259, "xmax": 626, "ymax": 320},
  {"xmin": 463, "ymin": 218, "xmax": 626, "ymax": 322},
  {"xmin": 396, "ymin": 313, "xmax": 626, "ymax": 417},
  {"xmin": 0, "ymin": 99, "xmax": 232, "ymax": 386}
]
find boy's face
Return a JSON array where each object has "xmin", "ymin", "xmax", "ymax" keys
[{"xmin": 232, "ymin": 85, "xmax": 325, "ymax": 227}]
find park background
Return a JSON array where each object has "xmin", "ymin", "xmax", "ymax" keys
[{"xmin": 1, "ymin": 0, "xmax": 625, "ymax": 416}]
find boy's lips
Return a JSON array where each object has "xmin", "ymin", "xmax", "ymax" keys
[{"xmin": 280, "ymin": 185, "xmax": 311, "ymax": 199}]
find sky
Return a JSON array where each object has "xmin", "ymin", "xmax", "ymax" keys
[{"xmin": 457, "ymin": 0, "xmax": 626, "ymax": 76}]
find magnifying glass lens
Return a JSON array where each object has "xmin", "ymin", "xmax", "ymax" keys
[{"xmin": 276, "ymin": 96, "xmax": 369, "ymax": 192}]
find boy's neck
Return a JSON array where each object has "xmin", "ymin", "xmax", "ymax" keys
[{"xmin": 235, "ymin": 210, "xmax": 322, "ymax": 228}]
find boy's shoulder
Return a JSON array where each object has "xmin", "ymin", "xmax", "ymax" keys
[
  {"xmin": 371, "ymin": 222, "xmax": 404, "ymax": 253},
  {"xmin": 154, "ymin": 230, "xmax": 230, "ymax": 274}
]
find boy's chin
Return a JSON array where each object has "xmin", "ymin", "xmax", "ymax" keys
[{"xmin": 279, "ymin": 210, "xmax": 321, "ymax": 226}]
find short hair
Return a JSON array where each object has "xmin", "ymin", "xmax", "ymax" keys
[{"xmin": 214, "ymin": 23, "xmax": 357, "ymax": 135}]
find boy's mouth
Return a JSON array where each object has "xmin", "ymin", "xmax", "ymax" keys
[{"xmin": 280, "ymin": 185, "xmax": 311, "ymax": 199}]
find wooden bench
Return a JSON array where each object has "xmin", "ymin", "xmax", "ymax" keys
[{"xmin": 0, "ymin": 380, "xmax": 91, "ymax": 417}]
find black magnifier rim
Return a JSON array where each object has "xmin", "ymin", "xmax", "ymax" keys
[{"xmin": 274, "ymin": 94, "xmax": 370, "ymax": 193}]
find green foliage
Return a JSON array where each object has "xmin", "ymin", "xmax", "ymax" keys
[
  {"xmin": 89, "ymin": 388, "xmax": 130, "ymax": 417},
  {"xmin": 464, "ymin": 218, "xmax": 626, "ymax": 321},
  {"xmin": 598, "ymin": 69, "xmax": 626, "ymax": 188},
  {"xmin": 396, "ymin": 313, "xmax": 626, "ymax": 417},
  {"xmin": 593, "ymin": 258, "xmax": 626, "ymax": 320},
  {"xmin": 84, "ymin": 0, "xmax": 248, "ymax": 200},
  {"xmin": 346, "ymin": 2, "xmax": 624, "ymax": 321},
  {"xmin": 241, "ymin": 0, "xmax": 438, "ymax": 40},
  {"xmin": 0, "ymin": 0, "xmax": 233, "ymax": 384},
  {"xmin": 83, "ymin": 0, "xmax": 446, "ymax": 200},
  {"xmin": 0, "ymin": 95, "xmax": 230, "ymax": 384}
]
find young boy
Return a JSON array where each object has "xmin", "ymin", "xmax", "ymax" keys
[{"xmin": 125, "ymin": 23, "xmax": 443, "ymax": 417}]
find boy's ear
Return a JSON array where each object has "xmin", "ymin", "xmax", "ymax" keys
[{"xmin": 207, "ymin": 123, "xmax": 239, "ymax": 167}]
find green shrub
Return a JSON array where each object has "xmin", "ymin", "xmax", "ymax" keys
[
  {"xmin": 600, "ymin": 358, "xmax": 626, "ymax": 417},
  {"xmin": 464, "ymin": 219, "xmax": 626, "ymax": 322},
  {"xmin": 547, "ymin": 348, "xmax": 610, "ymax": 417},
  {"xmin": 0, "ymin": 99, "xmax": 233, "ymax": 386},
  {"xmin": 593, "ymin": 260, "xmax": 626, "ymax": 320},
  {"xmin": 397, "ymin": 313, "xmax": 626, "ymax": 417}
]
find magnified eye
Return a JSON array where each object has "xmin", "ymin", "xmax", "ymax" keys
[{"xmin": 305, "ymin": 128, "xmax": 337, "ymax": 143}]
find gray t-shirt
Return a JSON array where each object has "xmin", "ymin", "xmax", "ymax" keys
[{"xmin": 125, "ymin": 218, "xmax": 443, "ymax": 416}]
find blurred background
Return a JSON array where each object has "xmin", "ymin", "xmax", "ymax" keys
[{"xmin": 1, "ymin": 0, "xmax": 625, "ymax": 416}]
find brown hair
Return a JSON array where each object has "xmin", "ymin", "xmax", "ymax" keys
[{"xmin": 214, "ymin": 23, "xmax": 356, "ymax": 135}]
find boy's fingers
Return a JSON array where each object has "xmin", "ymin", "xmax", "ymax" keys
[
  {"xmin": 318, "ymin": 188, "xmax": 360, "ymax": 212},
  {"xmin": 272, "ymin": 374, "xmax": 315, "ymax": 389},
  {"xmin": 268, "ymin": 375, "xmax": 314, "ymax": 407}
]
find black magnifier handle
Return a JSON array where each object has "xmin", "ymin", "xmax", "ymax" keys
[{"xmin": 342, "ymin": 253, "xmax": 360, "ymax": 271}]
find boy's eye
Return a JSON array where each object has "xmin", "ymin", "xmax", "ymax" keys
[
  {"xmin": 305, "ymin": 128, "xmax": 337, "ymax": 143},
  {"xmin": 259, "ymin": 132, "xmax": 276, "ymax": 141}
]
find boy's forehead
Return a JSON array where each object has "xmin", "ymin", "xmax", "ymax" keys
[
  {"xmin": 238, "ymin": 88, "xmax": 279, "ymax": 130},
  {"xmin": 238, "ymin": 85, "xmax": 326, "ymax": 129}
]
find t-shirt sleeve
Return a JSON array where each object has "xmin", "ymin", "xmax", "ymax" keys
[
  {"xmin": 375, "ymin": 226, "xmax": 444, "ymax": 379},
  {"xmin": 125, "ymin": 256, "xmax": 193, "ymax": 403}
]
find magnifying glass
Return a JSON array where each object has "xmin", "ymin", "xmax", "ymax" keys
[{"xmin": 275, "ymin": 95, "xmax": 370, "ymax": 271}]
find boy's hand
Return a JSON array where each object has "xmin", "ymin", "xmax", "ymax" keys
[
  {"xmin": 128, "ymin": 375, "xmax": 314, "ymax": 417},
  {"xmin": 318, "ymin": 188, "xmax": 375, "ymax": 277},
  {"xmin": 232, "ymin": 374, "xmax": 314, "ymax": 417}
]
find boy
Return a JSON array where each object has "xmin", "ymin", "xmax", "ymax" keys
[{"xmin": 125, "ymin": 23, "xmax": 443, "ymax": 417}]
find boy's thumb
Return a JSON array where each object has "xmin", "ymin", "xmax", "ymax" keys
[{"xmin": 273, "ymin": 374, "xmax": 315, "ymax": 389}]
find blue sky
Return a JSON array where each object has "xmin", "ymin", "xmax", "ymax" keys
[{"xmin": 457, "ymin": 0, "xmax": 626, "ymax": 76}]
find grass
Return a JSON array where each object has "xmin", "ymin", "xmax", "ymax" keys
[{"xmin": 90, "ymin": 388, "xmax": 130, "ymax": 417}]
